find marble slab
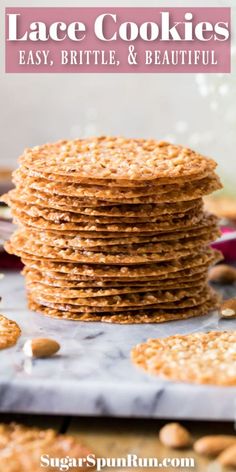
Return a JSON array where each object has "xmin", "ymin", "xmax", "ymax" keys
[{"xmin": 0, "ymin": 272, "xmax": 236, "ymax": 420}]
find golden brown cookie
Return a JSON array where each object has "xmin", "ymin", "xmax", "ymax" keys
[
  {"xmin": 19, "ymin": 248, "xmax": 222, "ymax": 278},
  {"xmin": 131, "ymin": 330, "xmax": 236, "ymax": 385},
  {"xmin": 11, "ymin": 220, "xmax": 219, "ymax": 248},
  {"xmin": 0, "ymin": 314, "xmax": 21, "ymax": 350},
  {"xmin": 18, "ymin": 137, "xmax": 217, "ymax": 181},
  {"xmin": 3, "ymin": 188, "xmax": 204, "ymax": 216},
  {"xmin": 7, "ymin": 197, "xmax": 204, "ymax": 225},
  {"xmin": 0, "ymin": 422, "xmax": 93, "ymax": 472},
  {"xmin": 27, "ymin": 284, "xmax": 206, "ymax": 308},
  {"xmin": 8, "ymin": 234, "xmax": 198, "ymax": 265},
  {"xmin": 28, "ymin": 291, "xmax": 220, "ymax": 323},
  {"xmin": 13, "ymin": 228, "xmax": 219, "ymax": 254},
  {"xmin": 13, "ymin": 169, "xmax": 222, "ymax": 203},
  {"xmin": 22, "ymin": 259, "xmax": 208, "ymax": 287},
  {"xmin": 25, "ymin": 273, "xmax": 207, "ymax": 292},
  {"xmin": 11, "ymin": 205, "xmax": 205, "ymax": 233},
  {"xmin": 2, "ymin": 135, "xmax": 222, "ymax": 325}
]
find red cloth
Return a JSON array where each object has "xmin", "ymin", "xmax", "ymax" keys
[
  {"xmin": 0, "ymin": 251, "xmax": 23, "ymax": 270},
  {"xmin": 212, "ymin": 226, "xmax": 236, "ymax": 262}
]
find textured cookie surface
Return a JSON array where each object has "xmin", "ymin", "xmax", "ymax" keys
[
  {"xmin": 0, "ymin": 315, "xmax": 21, "ymax": 350},
  {"xmin": 19, "ymin": 137, "xmax": 217, "ymax": 181},
  {"xmin": 0, "ymin": 422, "xmax": 92, "ymax": 472},
  {"xmin": 2, "ymin": 135, "xmax": 222, "ymax": 325},
  {"xmin": 7, "ymin": 235, "xmax": 197, "ymax": 265},
  {"xmin": 13, "ymin": 171, "xmax": 222, "ymax": 203},
  {"xmin": 4, "ymin": 189, "xmax": 203, "ymax": 216},
  {"xmin": 23, "ymin": 266, "xmax": 208, "ymax": 286},
  {"xmin": 29, "ymin": 291, "xmax": 219, "ymax": 323},
  {"xmin": 131, "ymin": 330, "xmax": 236, "ymax": 385},
  {"xmin": 15, "ymin": 228, "xmax": 219, "ymax": 253},
  {"xmin": 19, "ymin": 248, "xmax": 222, "ymax": 278},
  {"xmin": 28, "ymin": 285, "xmax": 207, "ymax": 308}
]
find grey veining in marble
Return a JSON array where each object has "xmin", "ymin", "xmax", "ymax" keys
[{"xmin": 0, "ymin": 272, "xmax": 236, "ymax": 420}]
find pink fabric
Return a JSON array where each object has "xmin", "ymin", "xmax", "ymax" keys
[
  {"xmin": 5, "ymin": 7, "xmax": 231, "ymax": 73},
  {"xmin": 212, "ymin": 226, "xmax": 236, "ymax": 262}
]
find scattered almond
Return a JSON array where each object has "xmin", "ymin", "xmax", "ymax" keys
[
  {"xmin": 159, "ymin": 423, "xmax": 192, "ymax": 449},
  {"xmin": 220, "ymin": 298, "xmax": 236, "ymax": 318},
  {"xmin": 217, "ymin": 444, "xmax": 236, "ymax": 467},
  {"xmin": 194, "ymin": 435, "xmax": 236, "ymax": 457},
  {"xmin": 23, "ymin": 338, "xmax": 60, "ymax": 358},
  {"xmin": 208, "ymin": 265, "xmax": 236, "ymax": 284}
]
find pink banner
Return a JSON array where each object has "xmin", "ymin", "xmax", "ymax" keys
[{"xmin": 5, "ymin": 7, "xmax": 231, "ymax": 73}]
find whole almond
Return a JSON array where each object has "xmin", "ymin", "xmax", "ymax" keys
[
  {"xmin": 23, "ymin": 338, "xmax": 60, "ymax": 358},
  {"xmin": 220, "ymin": 298, "xmax": 236, "ymax": 318},
  {"xmin": 208, "ymin": 265, "xmax": 236, "ymax": 284},
  {"xmin": 194, "ymin": 435, "xmax": 236, "ymax": 457},
  {"xmin": 218, "ymin": 444, "xmax": 236, "ymax": 467},
  {"xmin": 159, "ymin": 423, "xmax": 192, "ymax": 449}
]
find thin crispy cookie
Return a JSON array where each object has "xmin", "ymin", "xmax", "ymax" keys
[
  {"xmin": 11, "ymin": 220, "xmax": 219, "ymax": 248},
  {"xmin": 23, "ymin": 266, "xmax": 208, "ymax": 286},
  {"xmin": 10, "ymin": 205, "xmax": 204, "ymax": 233},
  {"xmin": 19, "ymin": 137, "xmax": 217, "ymax": 181},
  {"xmin": 25, "ymin": 275, "xmax": 207, "ymax": 292},
  {"xmin": 8, "ymin": 236, "xmax": 196, "ymax": 265},
  {"xmin": 0, "ymin": 314, "xmax": 21, "ymax": 350},
  {"xmin": 28, "ymin": 287, "xmax": 212, "ymax": 313},
  {"xmin": 7, "ymin": 197, "xmax": 203, "ymax": 225},
  {"xmin": 14, "ymin": 229, "xmax": 221, "ymax": 253},
  {"xmin": 131, "ymin": 329, "xmax": 236, "ymax": 386},
  {"xmin": 13, "ymin": 167, "xmax": 220, "ymax": 199},
  {"xmin": 0, "ymin": 422, "xmax": 93, "ymax": 472},
  {"xmin": 3, "ymin": 189, "xmax": 203, "ymax": 216},
  {"xmin": 13, "ymin": 171, "xmax": 222, "ymax": 203},
  {"xmin": 19, "ymin": 249, "xmax": 222, "ymax": 278},
  {"xmin": 28, "ymin": 291, "xmax": 220, "ymax": 323},
  {"xmin": 27, "ymin": 284, "xmax": 205, "ymax": 307}
]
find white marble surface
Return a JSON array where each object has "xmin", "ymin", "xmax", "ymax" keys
[{"xmin": 0, "ymin": 272, "xmax": 236, "ymax": 420}]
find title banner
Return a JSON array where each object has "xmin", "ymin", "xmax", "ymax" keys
[{"xmin": 5, "ymin": 7, "xmax": 231, "ymax": 73}]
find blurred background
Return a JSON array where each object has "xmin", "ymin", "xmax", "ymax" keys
[{"xmin": 0, "ymin": 0, "xmax": 235, "ymax": 194}]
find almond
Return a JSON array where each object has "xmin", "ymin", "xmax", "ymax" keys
[
  {"xmin": 217, "ymin": 444, "xmax": 236, "ymax": 467},
  {"xmin": 23, "ymin": 338, "xmax": 60, "ymax": 358},
  {"xmin": 159, "ymin": 423, "xmax": 192, "ymax": 449},
  {"xmin": 220, "ymin": 298, "xmax": 236, "ymax": 318},
  {"xmin": 194, "ymin": 435, "xmax": 236, "ymax": 457},
  {"xmin": 208, "ymin": 265, "xmax": 236, "ymax": 284}
]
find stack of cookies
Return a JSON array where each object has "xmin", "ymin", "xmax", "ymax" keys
[{"xmin": 2, "ymin": 137, "xmax": 223, "ymax": 324}]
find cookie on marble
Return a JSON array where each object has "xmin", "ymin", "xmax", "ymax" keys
[
  {"xmin": 28, "ymin": 285, "xmax": 207, "ymax": 308},
  {"xmin": 28, "ymin": 291, "xmax": 220, "ymax": 323},
  {"xmin": 0, "ymin": 314, "xmax": 21, "ymax": 350},
  {"xmin": 131, "ymin": 330, "xmax": 236, "ymax": 385}
]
